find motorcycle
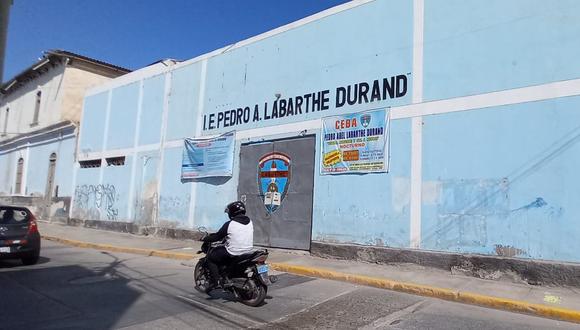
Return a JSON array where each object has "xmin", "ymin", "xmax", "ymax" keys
[{"xmin": 194, "ymin": 234, "xmax": 276, "ymax": 307}]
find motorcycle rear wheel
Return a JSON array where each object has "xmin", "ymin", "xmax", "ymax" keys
[
  {"xmin": 194, "ymin": 261, "xmax": 211, "ymax": 294},
  {"xmin": 238, "ymin": 279, "xmax": 267, "ymax": 307}
]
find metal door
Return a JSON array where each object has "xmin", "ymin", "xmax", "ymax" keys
[{"xmin": 238, "ymin": 136, "xmax": 315, "ymax": 250}]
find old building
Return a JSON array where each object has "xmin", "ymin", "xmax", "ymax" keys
[
  {"xmin": 0, "ymin": 50, "xmax": 129, "ymax": 219},
  {"xmin": 72, "ymin": 0, "xmax": 580, "ymax": 276}
]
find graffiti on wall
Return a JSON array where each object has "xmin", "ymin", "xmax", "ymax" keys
[{"xmin": 74, "ymin": 184, "xmax": 120, "ymax": 221}]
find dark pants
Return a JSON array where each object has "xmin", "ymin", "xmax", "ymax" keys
[{"xmin": 207, "ymin": 246, "xmax": 232, "ymax": 286}]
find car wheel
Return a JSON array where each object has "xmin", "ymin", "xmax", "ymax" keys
[{"xmin": 21, "ymin": 251, "xmax": 40, "ymax": 265}]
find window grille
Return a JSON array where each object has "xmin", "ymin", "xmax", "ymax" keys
[{"xmin": 79, "ymin": 159, "xmax": 102, "ymax": 168}]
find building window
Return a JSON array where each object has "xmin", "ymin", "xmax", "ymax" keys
[
  {"xmin": 2, "ymin": 108, "xmax": 8, "ymax": 136},
  {"xmin": 106, "ymin": 156, "xmax": 125, "ymax": 166},
  {"xmin": 31, "ymin": 91, "xmax": 41, "ymax": 126},
  {"xmin": 79, "ymin": 159, "xmax": 102, "ymax": 168},
  {"xmin": 15, "ymin": 158, "xmax": 24, "ymax": 194}
]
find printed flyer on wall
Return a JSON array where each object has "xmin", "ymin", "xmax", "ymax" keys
[
  {"xmin": 181, "ymin": 131, "xmax": 235, "ymax": 181},
  {"xmin": 321, "ymin": 109, "xmax": 390, "ymax": 174}
]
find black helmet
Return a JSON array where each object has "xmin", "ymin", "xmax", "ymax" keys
[{"xmin": 225, "ymin": 201, "xmax": 246, "ymax": 219}]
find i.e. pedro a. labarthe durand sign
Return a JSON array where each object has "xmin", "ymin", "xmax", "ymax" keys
[{"xmin": 321, "ymin": 109, "xmax": 390, "ymax": 174}]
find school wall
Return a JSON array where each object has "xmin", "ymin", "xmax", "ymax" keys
[{"xmin": 73, "ymin": 0, "xmax": 580, "ymax": 263}]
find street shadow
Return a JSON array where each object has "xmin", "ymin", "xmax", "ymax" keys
[
  {"xmin": 201, "ymin": 273, "xmax": 314, "ymax": 307},
  {"xmin": 0, "ymin": 256, "xmax": 51, "ymax": 268},
  {"xmin": 0, "ymin": 263, "xmax": 142, "ymax": 329}
]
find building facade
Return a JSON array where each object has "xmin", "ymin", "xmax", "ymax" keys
[
  {"xmin": 0, "ymin": 50, "xmax": 129, "ymax": 219},
  {"xmin": 73, "ymin": 0, "xmax": 580, "ymax": 265}
]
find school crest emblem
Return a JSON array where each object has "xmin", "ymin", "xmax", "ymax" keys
[
  {"xmin": 258, "ymin": 152, "xmax": 291, "ymax": 214},
  {"xmin": 361, "ymin": 114, "xmax": 372, "ymax": 128}
]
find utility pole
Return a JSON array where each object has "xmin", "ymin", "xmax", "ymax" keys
[{"xmin": 0, "ymin": 0, "xmax": 13, "ymax": 83}]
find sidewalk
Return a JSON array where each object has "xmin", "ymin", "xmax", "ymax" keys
[{"xmin": 38, "ymin": 221, "xmax": 580, "ymax": 324}]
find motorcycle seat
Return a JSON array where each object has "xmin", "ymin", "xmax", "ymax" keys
[{"xmin": 232, "ymin": 250, "xmax": 267, "ymax": 264}]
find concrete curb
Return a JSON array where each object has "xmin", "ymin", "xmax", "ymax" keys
[
  {"xmin": 42, "ymin": 235, "xmax": 580, "ymax": 324},
  {"xmin": 42, "ymin": 235, "xmax": 197, "ymax": 261}
]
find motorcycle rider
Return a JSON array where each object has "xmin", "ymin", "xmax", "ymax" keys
[{"xmin": 202, "ymin": 201, "xmax": 254, "ymax": 291}]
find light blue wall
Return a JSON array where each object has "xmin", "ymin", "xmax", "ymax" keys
[
  {"xmin": 72, "ymin": 167, "xmax": 102, "ymax": 220},
  {"xmin": 73, "ymin": 0, "xmax": 580, "ymax": 263},
  {"xmin": 313, "ymin": 118, "xmax": 412, "ymax": 247},
  {"xmin": 79, "ymin": 92, "xmax": 108, "ymax": 153},
  {"xmin": 54, "ymin": 138, "xmax": 76, "ymax": 197},
  {"xmin": 166, "ymin": 64, "xmax": 201, "ymax": 141},
  {"xmin": 139, "ymin": 74, "xmax": 165, "ymax": 146},
  {"xmin": 131, "ymin": 150, "xmax": 160, "ymax": 224},
  {"xmin": 107, "ymin": 83, "xmax": 140, "ymax": 150},
  {"xmin": 158, "ymin": 147, "xmax": 190, "ymax": 226},
  {"xmin": 0, "ymin": 154, "xmax": 8, "ymax": 193},
  {"xmin": 0, "ymin": 137, "xmax": 74, "ymax": 198},
  {"xmin": 25, "ymin": 138, "xmax": 75, "ymax": 197},
  {"xmin": 72, "ymin": 157, "xmax": 132, "ymax": 221},
  {"xmin": 190, "ymin": 142, "xmax": 240, "ymax": 231},
  {"xmin": 25, "ymin": 146, "xmax": 49, "ymax": 195},
  {"xmin": 422, "ymin": 96, "xmax": 580, "ymax": 262},
  {"xmin": 101, "ymin": 157, "xmax": 133, "ymax": 221},
  {"xmin": 0, "ymin": 151, "xmax": 17, "ymax": 194},
  {"xmin": 202, "ymin": 0, "xmax": 413, "ymax": 134},
  {"xmin": 423, "ymin": 0, "xmax": 580, "ymax": 101}
]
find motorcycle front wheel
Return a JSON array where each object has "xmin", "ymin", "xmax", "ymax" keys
[
  {"xmin": 194, "ymin": 260, "xmax": 211, "ymax": 294},
  {"xmin": 238, "ymin": 279, "xmax": 267, "ymax": 307}
]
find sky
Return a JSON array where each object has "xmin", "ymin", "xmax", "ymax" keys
[{"xmin": 4, "ymin": 0, "xmax": 349, "ymax": 80}]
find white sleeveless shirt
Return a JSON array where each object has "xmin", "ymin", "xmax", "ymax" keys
[{"xmin": 225, "ymin": 219, "xmax": 254, "ymax": 255}]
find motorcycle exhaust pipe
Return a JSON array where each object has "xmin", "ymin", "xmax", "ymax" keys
[{"xmin": 231, "ymin": 278, "xmax": 247, "ymax": 289}]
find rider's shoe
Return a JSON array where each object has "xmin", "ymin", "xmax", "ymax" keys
[
  {"xmin": 205, "ymin": 280, "xmax": 222, "ymax": 293},
  {"xmin": 222, "ymin": 278, "xmax": 233, "ymax": 288}
]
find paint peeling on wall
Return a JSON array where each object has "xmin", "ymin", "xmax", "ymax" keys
[
  {"xmin": 133, "ymin": 180, "xmax": 158, "ymax": 225},
  {"xmin": 431, "ymin": 178, "xmax": 509, "ymax": 250},
  {"xmin": 495, "ymin": 244, "xmax": 527, "ymax": 257},
  {"xmin": 422, "ymin": 180, "xmax": 442, "ymax": 205},
  {"xmin": 73, "ymin": 184, "xmax": 120, "ymax": 221}
]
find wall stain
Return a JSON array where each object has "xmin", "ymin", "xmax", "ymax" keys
[
  {"xmin": 134, "ymin": 180, "xmax": 158, "ymax": 226},
  {"xmin": 510, "ymin": 197, "xmax": 564, "ymax": 219},
  {"xmin": 495, "ymin": 244, "xmax": 526, "ymax": 257},
  {"xmin": 511, "ymin": 197, "xmax": 547, "ymax": 212}
]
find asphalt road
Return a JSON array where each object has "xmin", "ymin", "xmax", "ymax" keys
[{"xmin": 0, "ymin": 241, "xmax": 577, "ymax": 329}]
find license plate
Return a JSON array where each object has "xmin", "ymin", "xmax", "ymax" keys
[
  {"xmin": 0, "ymin": 247, "xmax": 10, "ymax": 253},
  {"xmin": 257, "ymin": 264, "xmax": 268, "ymax": 274}
]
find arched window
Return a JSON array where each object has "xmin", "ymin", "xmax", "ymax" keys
[
  {"xmin": 2, "ymin": 108, "xmax": 8, "ymax": 136},
  {"xmin": 15, "ymin": 158, "xmax": 24, "ymax": 194},
  {"xmin": 32, "ymin": 91, "xmax": 41, "ymax": 125}
]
